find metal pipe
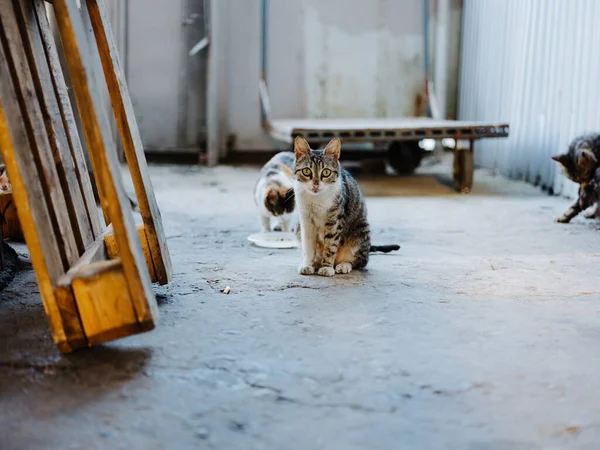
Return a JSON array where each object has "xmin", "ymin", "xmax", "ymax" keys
[
  {"xmin": 205, "ymin": 0, "xmax": 220, "ymax": 166},
  {"xmin": 260, "ymin": 0, "xmax": 268, "ymax": 125},
  {"xmin": 261, "ymin": 0, "xmax": 268, "ymax": 83},
  {"xmin": 422, "ymin": 0, "xmax": 432, "ymax": 118},
  {"xmin": 423, "ymin": 0, "xmax": 430, "ymax": 78},
  {"xmin": 189, "ymin": 0, "xmax": 211, "ymax": 56},
  {"xmin": 434, "ymin": 0, "xmax": 449, "ymax": 119}
]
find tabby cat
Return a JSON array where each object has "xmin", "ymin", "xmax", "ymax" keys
[
  {"xmin": 554, "ymin": 167, "xmax": 600, "ymax": 223},
  {"xmin": 552, "ymin": 133, "xmax": 600, "ymax": 222},
  {"xmin": 293, "ymin": 136, "xmax": 399, "ymax": 277},
  {"xmin": 254, "ymin": 151, "xmax": 296, "ymax": 232}
]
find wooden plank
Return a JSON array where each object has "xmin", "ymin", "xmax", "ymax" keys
[
  {"xmin": 53, "ymin": 0, "xmax": 158, "ymax": 324},
  {"xmin": 269, "ymin": 118, "xmax": 510, "ymax": 144},
  {"xmin": 271, "ymin": 117, "xmax": 510, "ymax": 130},
  {"xmin": 32, "ymin": 0, "xmax": 102, "ymax": 239},
  {"xmin": 54, "ymin": 231, "xmax": 116, "ymax": 351},
  {"xmin": 0, "ymin": 27, "xmax": 71, "ymax": 350},
  {"xmin": 43, "ymin": 3, "xmax": 110, "ymax": 227},
  {"xmin": 14, "ymin": 0, "xmax": 94, "ymax": 254},
  {"xmin": 0, "ymin": 1, "xmax": 79, "ymax": 269},
  {"xmin": 55, "ymin": 233, "xmax": 147, "ymax": 348},
  {"xmin": 86, "ymin": 0, "xmax": 172, "ymax": 285},
  {"xmin": 54, "ymin": 285, "xmax": 88, "ymax": 351},
  {"xmin": 70, "ymin": 259, "xmax": 146, "ymax": 346},
  {"xmin": 104, "ymin": 222, "xmax": 157, "ymax": 282},
  {"xmin": 453, "ymin": 140, "xmax": 475, "ymax": 194}
]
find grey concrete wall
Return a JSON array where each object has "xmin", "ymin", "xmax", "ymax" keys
[{"xmin": 215, "ymin": 0, "xmax": 463, "ymax": 152}]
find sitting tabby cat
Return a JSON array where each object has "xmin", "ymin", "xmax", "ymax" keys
[
  {"xmin": 254, "ymin": 151, "xmax": 296, "ymax": 232},
  {"xmin": 552, "ymin": 133, "xmax": 600, "ymax": 222},
  {"xmin": 293, "ymin": 136, "xmax": 399, "ymax": 277}
]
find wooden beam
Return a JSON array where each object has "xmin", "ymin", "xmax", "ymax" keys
[
  {"xmin": 71, "ymin": 259, "xmax": 147, "ymax": 346},
  {"xmin": 15, "ymin": 0, "xmax": 95, "ymax": 254},
  {"xmin": 56, "ymin": 234, "xmax": 151, "ymax": 347},
  {"xmin": 53, "ymin": 0, "xmax": 158, "ymax": 325},
  {"xmin": 86, "ymin": 0, "xmax": 172, "ymax": 285},
  {"xmin": 32, "ymin": 0, "xmax": 102, "ymax": 239},
  {"xmin": 104, "ymin": 222, "xmax": 157, "ymax": 282},
  {"xmin": 0, "ymin": 0, "xmax": 79, "ymax": 269},
  {"xmin": 0, "ymin": 21, "xmax": 70, "ymax": 350},
  {"xmin": 453, "ymin": 139, "xmax": 475, "ymax": 194}
]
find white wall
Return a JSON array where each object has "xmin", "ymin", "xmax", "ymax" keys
[{"xmin": 215, "ymin": 0, "xmax": 463, "ymax": 151}]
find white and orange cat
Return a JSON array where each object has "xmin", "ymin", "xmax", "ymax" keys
[
  {"xmin": 254, "ymin": 152, "xmax": 296, "ymax": 232},
  {"xmin": 0, "ymin": 164, "xmax": 11, "ymax": 194}
]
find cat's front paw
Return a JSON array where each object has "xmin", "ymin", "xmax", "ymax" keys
[
  {"xmin": 555, "ymin": 216, "xmax": 570, "ymax": 223},
  {"xmin": 317, "ymin": 266, "xmax": 335, "ymax": 277},
  {"xmin": 335, "ymin": 262, "xmax": 353, "ymax": 274},
  {"xmin": 298, "ymin": 264, "xmax": 315, "ymax": 275}
]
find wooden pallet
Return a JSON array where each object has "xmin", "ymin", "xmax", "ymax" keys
[{"xmin": 0, "ymin": 0, "xmax": 172, "ymax": 352}]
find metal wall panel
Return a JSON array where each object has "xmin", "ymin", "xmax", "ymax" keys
[{"xmin": 459, "ymin": 0, "xmax": 600, "ymax": 197}]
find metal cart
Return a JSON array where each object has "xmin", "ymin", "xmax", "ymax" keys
[{"xmin": 259, "ymin": 0, "xmax": 509, "ymax": 193}]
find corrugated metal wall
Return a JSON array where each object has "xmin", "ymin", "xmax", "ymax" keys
[{"xmin": 459, "ymin": 0, "xmax": 600, "ymax": 197}]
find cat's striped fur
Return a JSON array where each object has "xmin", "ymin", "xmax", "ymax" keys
[
  {"xmin": 293, "ymin": 137, "xmax": 398, "ymax": 277},
  {"xmin": 552, "ymin": 133, "xmax": 600, "ymax": 222},
  {"xmin": 254, "ymin": 151, "xmax": 296, "ymax": 232}
]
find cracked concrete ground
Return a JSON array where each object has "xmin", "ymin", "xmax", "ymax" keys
[{"xmin": 2, "ymin": 158, "xmax": 600, "ymax": 450}]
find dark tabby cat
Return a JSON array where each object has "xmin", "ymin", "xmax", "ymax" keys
[
  {"xmin": 254, "ymin": 151, "xmax": 296, "ymax": 232},
  {"xmin": 554, "ymin": 167, "xmax": 600, "ymax": 223},
  {"xmin": 293, "ymin": 137, "xmax": 399, "ymax": 277},
  {"xmin": 552, "ymin": 133, "xmax": 600, "ymax": 222}
]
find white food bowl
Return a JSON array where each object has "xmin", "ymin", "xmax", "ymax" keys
[{"xmin": 247, "ymin": 232, "xmax": 299, "ymax": 249}]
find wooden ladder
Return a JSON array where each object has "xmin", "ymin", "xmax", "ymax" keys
[{"xmin": 0, "ymin": 0, "xmax": 172, "ymax": 353}]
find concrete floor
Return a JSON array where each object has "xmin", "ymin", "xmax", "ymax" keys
[{"xmin": 2, "ymin": 159, "xmax": 600, "ymax": 449}]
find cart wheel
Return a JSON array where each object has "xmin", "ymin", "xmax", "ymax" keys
[
  {"xmin": 387, "ymin": 141, "xmax": 423, "ymax": 175},
  {"xmin": 452, "ymin": 141, "xmax": 474, "ymax": 194}
]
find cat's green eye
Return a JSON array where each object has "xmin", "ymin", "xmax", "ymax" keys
[
  {"xmin": 322, "ymin": 168, "xmax": 332, "ymax": 177},
  {"xmin": 302, "ymin": 168, "xmax": 312, "ymax": 177}
]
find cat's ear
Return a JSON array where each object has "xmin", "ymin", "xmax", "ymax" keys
[
  {"xmin": 551, "ymin": 153, "xmax": 568, "ymax": 166},
  {"xmin": 294, "ymin": 136, "xmax": 311, "ymax": 159},
  {"xmin": 578, "ymin": 149, "xmax": 597, "ymax": 172},
  {"xmin": 323, "ymin": 138, "xmax": 341, "ymax": 160}
]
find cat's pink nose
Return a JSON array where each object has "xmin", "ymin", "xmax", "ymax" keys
[{"xmin": 1, "ymin": 184, "xmax": 7, "ymax": 191}]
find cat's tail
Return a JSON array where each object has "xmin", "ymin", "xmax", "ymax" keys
[{"xmin": 369, "ymin": 244, "xmax": 400, "ymax": 253}]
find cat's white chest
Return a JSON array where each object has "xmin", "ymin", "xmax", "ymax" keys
[{"xmin": 298, "ymin": 193, "xmax": 330, "ymax": 221}]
